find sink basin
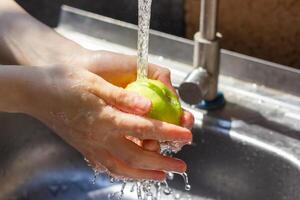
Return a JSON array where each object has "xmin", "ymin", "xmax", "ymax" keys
[
  {"xmin": 2, "ymin": 5, "xmax": 300, "ymax": 200},
  {"xmin": 1, "ymin": 108, "xmax": 300, "ymax": 200}
]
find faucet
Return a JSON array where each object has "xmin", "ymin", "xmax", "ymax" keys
[{"xmin": 179, "ymin": 0, "xmax": 224, "ymax": 108}]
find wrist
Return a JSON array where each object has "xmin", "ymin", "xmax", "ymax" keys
[
  {"xmin": 31, "ymin": 36, "xmax": 88, "ymax": 67},
  {"xmin": 0, "ymin": 66, "xmax": 39, "ymax": 114}
]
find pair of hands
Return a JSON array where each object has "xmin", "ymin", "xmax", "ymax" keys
[
  {"xmin": 0, "ymin": 0, "xmax": 193, "ymax": 181},
  {"xmin": 28, "ymin": 50, "xmax": 194, "ymax": 181}
]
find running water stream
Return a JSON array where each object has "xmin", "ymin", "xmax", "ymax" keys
[{"xmin": 137, "ymin": 0, "xmax": 152, "ymax": 80}]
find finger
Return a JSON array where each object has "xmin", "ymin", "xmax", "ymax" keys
[
  {"xmin": 110, "ymin": 137, "xmax": 186, "ymax": 173},
  {"xmin": 85, "ymin": 51, "xmax": 137, "ymax": 87},
  {"xmin": 181, "ymin": 111, "xmax": 195, "ymax": 129},
  {"xmin": 148, "ymin": 65, "xmax": 178, "ymax": 95},
  {"xmin": 93, "ymin": 148, "xmax": 166, "ymax": 180},
  {"xmin": 111, "ymin": 158, "xmax": 166, "ymax": 181},
  {"xmin": 89, "ymin": 76, "xmax": 151, "ymax": 115},
  {"xmin": 87, "ymin": 51, "xmax": 177, "ymax": 93},
  {"xmin": 115, "ymin": 111, "xmax": 192, "ymax": 142},
  {"xmin": 142, "ymin": 140, "xmax": 160, "ymax": 152}
]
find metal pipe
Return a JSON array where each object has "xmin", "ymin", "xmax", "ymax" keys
[{"xmin": 199, "ymin": 0, "xmax": 219, "ymax": 41}]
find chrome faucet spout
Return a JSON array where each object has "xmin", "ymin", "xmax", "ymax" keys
[{"xmin": 179, "ymin": 0, "xmax": 222, "ymax": 106}]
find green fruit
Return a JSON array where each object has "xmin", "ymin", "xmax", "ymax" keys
[{"xmin": 126, "ymin": 79, "xmax": 182, "ymax": 125}]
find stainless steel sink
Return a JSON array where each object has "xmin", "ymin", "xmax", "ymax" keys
[
  {"xmin": 1, "ymin": 106, "xmax": 300, "ymax": 200},
  {"xmin": 1, "ymin": 5, "xmax": 300, "ymax": 200}
]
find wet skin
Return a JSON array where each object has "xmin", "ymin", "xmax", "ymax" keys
[{"xmin": 0, "ymin": 0, "xmax": 194, "ymax": 180}]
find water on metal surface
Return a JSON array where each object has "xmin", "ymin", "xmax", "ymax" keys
[
  {"xmin": 88, "ymin": 147, "xmax": 192, "ymax": 200},
  {"xmin": 3, "ymin": 5, "xmax": 300, "ymax": 200},
  {"xmin": 1, "ymin": 113, "xmax": 300, "ymax": 199}
]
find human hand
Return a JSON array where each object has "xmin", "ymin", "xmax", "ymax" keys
[
  {"xmin": 66, "ymin": 50, "xmax": 194, "ymax": 126},
  {"xmin": 26, "ymin": 65, "xmax": 192, "ymax": 180},
  {"xmin": 64, "ymin": 50, "xmax": 195, "ymax": 150},
  {"xmin": 0, "ymin": 0, "xmax": 194, "ymax": 175}
]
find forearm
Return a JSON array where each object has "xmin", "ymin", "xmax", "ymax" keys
[
  {"xmin": 0, "ymin": 64, "xmax": 40, "ymax": 113},
  {"xmin": 0, "ymin": 0, "xmax": 84, "ymax": 66}
]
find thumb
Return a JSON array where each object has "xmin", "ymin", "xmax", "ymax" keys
[{"xmin": 95, "ymin": 78, "xmax": 151, "ymax": 115}]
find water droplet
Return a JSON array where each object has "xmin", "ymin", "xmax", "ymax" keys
[
  {"xmin": 163, "ymin": 187, "xmax": 172, "ymax": 195},
  {"xmin": 162, "ymin": 181, "xmax": 172, "ymax": 195},
  {"xmin": 110, "ymin": 177, "xmax": 115, "ymax": 183},
  {"xmin": 180, "ymin": 172, "xmax": 191, "ymax": 191},
  {"xmin": 84, "ymin": 157, "xmax": 91, "ymax": 166},
  {"xmin": 112, "ymin": 182, "xmax": 126, "ymax": 200},
  {"xmin": 137, "ymin": 182, "xmax": 143, "ymax": 200},
  {"xmin": 82, "ymin": 116, "xmax": 192, "ymax": 200},
  {"xmin": 154, "ymin": 182, "xmax": 160, "ymax": 200},
  {"xmin": 185, "ymin": 184, "xmax": 191, "ymax": 191},
  {"xmin": 175, "ymin": 193, "xmax": 181, "ymax": 199},
  {"xmin": 121, "ymin": 182, "xmax": 127, "ymax": 191},
  {"xmin": 104, "ymin": 171, "xmax": 191, "ymax": 200},
  {"xmin": 108, "ymin": 192, "xmax": 117, "ymax": 200},
  {"xmin": 130, "ymin": 184, "xmax": 135, "ymax": 192},
  {"xmin": 167, "ymin": 172, "xmax": 174, "ymax": 180},
  {"xmin": 92, "ymin": 169, "xmax": 100, "ymax": 184},
  {"xmin": 48, "ymin": 185, "xmax": 60, "ymax": 196}
]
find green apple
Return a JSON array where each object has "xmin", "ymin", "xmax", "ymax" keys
[{"xmin": 125, "ymin": 79, "xmax": 182, "ymax": 125}]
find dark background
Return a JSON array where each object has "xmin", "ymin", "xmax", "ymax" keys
[
  {"xmin": 16, "ymin": 0, "xmax": 185, "ymax": 37},
  {"xmin": 16, "ymin": 0, "xmax": 300, "ymax": 69}
]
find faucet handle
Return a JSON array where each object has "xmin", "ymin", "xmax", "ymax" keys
[{"xmin": 178, "ymin": 68, "xmax": 210, "ymax": 104}]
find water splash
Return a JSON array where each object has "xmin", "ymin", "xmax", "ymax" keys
[
  {"xmin": 87, "ymin": 166, "xmax": 191, "ymax": 200},
  {"xmin": 91, "ymin": 169, "xmax": 100, "ymax": 184},
  {"xmin": 155, "ymin": 182, "xmax": 161, "ymax": 200},
  {"xmin": 162, "ymin": 181, "xmax": 172, "ymax": 195},
  {"xmin": 84, "ymin": 145, "xmax": 191, "ymax": 199},
  {"xmin": 181, "ymin": 173, "xmax": 191, "ymax": 191},
  {"xmin": 131, "ymin": 183, "xmax": 136, "ymax": 192},
  {"xmin": 137, "ymin": 182, "xmax": 143, "ymax": 200},
  {"xmin": 108, "ymin": 182, "xmax": 127, "ymax": 200},
  {"xmin": 119, "ymin": 182, "xmax": 127, "ymax": 199}
]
